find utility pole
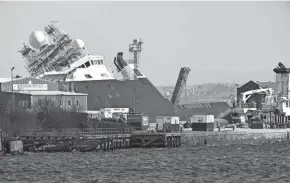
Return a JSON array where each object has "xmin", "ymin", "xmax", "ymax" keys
[
  {"xmin": 11, "ymin": 67, "xmax": 15, "ymax": 111},
  {"xmin": 129, "ymin": 39, "xmax": 143, "ymax": 113}
]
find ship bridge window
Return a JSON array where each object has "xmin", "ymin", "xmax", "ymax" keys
[
  {"xmin": 81, "ymin": 64, "xmax": 85, "ymax": 68},
  {"xmin": 101, "ymin": 73, "xmax": 109, "ymax": 77},
  {"xmin": 91, "ymin": 60, "xmax": 97, "ymax": 65},
  {"xmin": 85, "ymin": 74, "xmax": 93, "ymax": 78},
  {"xmin": 133, "ymin": 69, "xmax": 143, "ymax": 77},
  {"xmin": 85, "ymin": 61, "xmax": 91, "ymax": 67},
  {"xmin": 100, "ymin": 60, "xmax": 103, "ymax": 64}
]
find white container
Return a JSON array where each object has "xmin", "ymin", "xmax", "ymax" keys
[
  {"xmin": 156, "ymin": 116, "xmax": 165, "ymax": 131},
  {"xmin": 190, "ymin": 115, "xmax": 214, "ymax": 123},
  {"xmin": 172, "ymin": 116, "xmax": 180, "ymax": 124},
  {"xmin": 156, "ymin": 116, "xmax": 180, "ymax": 131},
  {"xmin": 142, "ymin": 116, "xmax": 149, "ymax": 126},
  {"xmin": 148, "ymin": 123, "xmax": 157, "ymax": 131}
]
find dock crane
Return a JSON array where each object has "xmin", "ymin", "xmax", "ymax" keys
[
  {"xmin": 171, "ymin": 67, "xmax": 191, "ymax": 105},
  {"xmin": 241, "ymin": 88, "xmax": 274, "ymax": 104}
]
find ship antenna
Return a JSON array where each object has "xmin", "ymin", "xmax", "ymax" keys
[
  {"xmin": 50, "ymin": 20, "xmax": 59, "ymax": 24},
  {"xmin": 129, "ymin": 39, "xmax": 143, "ymax": 113}
]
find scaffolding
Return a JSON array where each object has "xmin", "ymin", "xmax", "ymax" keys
[{"xmin": 19, "ymin": 23, "xmax": 87, "ymax": 77}]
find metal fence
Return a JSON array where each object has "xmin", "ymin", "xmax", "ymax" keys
[{"xmin": 27, "ymin": 128, "xmax": 132, "ymax": 137}]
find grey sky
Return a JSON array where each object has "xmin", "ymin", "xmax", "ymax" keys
[{"xmin": 0, "ymin": 1, "xmax": 290, "ymax": 86}]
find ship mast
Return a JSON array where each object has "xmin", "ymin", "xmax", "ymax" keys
[{"xmin": 129, "ymin": 39, "xmax": 143, "ymax": 113}]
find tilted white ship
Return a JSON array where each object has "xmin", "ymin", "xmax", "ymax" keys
[{"xmin": 18, "ymin": 23, "xmax": 186, "ymax": 122}]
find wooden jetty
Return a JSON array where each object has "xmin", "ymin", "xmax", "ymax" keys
[
  {"xmin": 1, "ymin": 127, "xmax": 182, "ymax": 154},
  {"xmin": 131, "ymin": 131, "xmax": 181, "ymax": 148}
]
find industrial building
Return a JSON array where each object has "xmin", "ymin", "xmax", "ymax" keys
[
  {"xmin": 237, "ymin": 80, "xmax": 277, "ymax": 110},
  {"xmin": 0, "ymin": 91, "xmax": 31, "ymax": 109},
  {"xmin": 0, "ymin": 77, "xmax": 88, "ymax": 111}
]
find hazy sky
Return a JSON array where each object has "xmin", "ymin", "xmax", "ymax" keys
[{"xmin": 1, "ymin": 1, "xmax": 290, "ymax": 86}]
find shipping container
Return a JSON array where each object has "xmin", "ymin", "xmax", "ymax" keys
[
  {"xmin": 191, "ymin": 123, "xmax": 215, "ymax": 131},
  {"xmin": 148, "ymin": 123, "xmax": 157, "ymax": 131},
  {"xmin": 156, "ymin": 116, "xmax": 181, "ymax": 132},
  {"xmin": 156, "ymin": 116, "xmax": 180, "ymax": 129},
  {"xmin": 127, "ymin": 114, "xmax": 149, "ymax": 131},
  {"xmin": 100, "ymin": 108, "xmax": 130, "ymax": 119},
  {"xmin": 158, "ymin": 123, "xmax": 180, "ymax": 132},
  {"xmin": 190, "ymin": 115, "xmax": 214, "ymax": 123}
]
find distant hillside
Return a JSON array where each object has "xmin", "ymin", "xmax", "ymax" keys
[{"xmin": 157, "ymin": 83, "xmax": 237, "ymax": 104}]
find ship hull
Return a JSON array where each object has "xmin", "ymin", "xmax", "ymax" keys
[{"xmin": 59, "ymin": 78, "xmax": 179, "ymax": 123}]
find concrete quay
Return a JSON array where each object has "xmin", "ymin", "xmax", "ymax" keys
[{"xmin": 181, "ymin": 128, "xmax": 290, "ymax": 147}]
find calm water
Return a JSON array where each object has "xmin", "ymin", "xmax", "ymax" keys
[{"xmin": 1, "ymin": 141, "xmax": 290, "ymax": 183}]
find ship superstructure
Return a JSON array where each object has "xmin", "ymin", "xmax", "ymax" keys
[{"xmin": 18, "ymin": 23, "xmax": 145, "ymax": 82}]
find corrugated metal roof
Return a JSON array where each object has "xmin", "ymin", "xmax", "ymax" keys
[
  {"xmin": 175, "ymin": 101, "xmax": 230, "ymax": 117},
  {"xmin": 0, "ymin": 78, "xmax": 12, "ymax": 83},
  {"xmin": 0, "ymin": 78, "xmax": 24, "ymax": 83},
  {"xmin": 18, "ymin": 91, "xmax": 87, "ymax": 96},
  {"xmin": 0, "ymin": 77, "xmax": 56, "ymax": 84}
]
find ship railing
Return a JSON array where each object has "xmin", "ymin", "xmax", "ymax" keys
[{"xmin": 27, "ymin": 128, "xmax": 132, "ymax": 137}]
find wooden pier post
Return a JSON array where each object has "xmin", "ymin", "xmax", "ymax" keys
[
  {"xmin": 121, "ymin": 136, "xmax": 124, "ymax": 149},
  {"xmin": 100, "ymin": 140, "xmax": 103, "ymax": 151},
  {"xmin": 127, "ymin": 137, "xmax": 130, "ymax": 148},
  {"xmin": 176, "ymin": 136, "xmax": 180, "ymax": 147},
  {"xmin": 117, "ymin": 138, "xmax": 121, "ymax": 149},
  {"xmin": 168, "ymin": 137, "xmax": 172, "ymax": 148},
  {"xmin": 123, "ymin": 136, "xmax": 126, "ymax": 149},
  {"xmin": 106, "ymin": 139, "xmax": 110, "ymax": 151},
  {"xmin": 110, "ymin": 137, "xmax": 114, "ymax": 151},
  {"xmin": 113, "ymin": 137, "xmax": 116, "ymax": 149},
  {"xmin": 125, "ymin": 139, "xmax": 128, "ymax": 149},
  {"xmin": 164, "ymin": 135, "xmax": 168, "ymax": 148},
  {"xmin": 173, "ymin": 137, "xmax": 176, "ymax": 147},
  {"xmin": 103, "ymin": 139, "xmax": 107, "ymax": 152}
]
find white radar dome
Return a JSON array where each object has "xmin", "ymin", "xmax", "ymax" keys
[
  {"xmin": 61, "ymin": 30, "xmax": 67, "ymax": 35},
  {"xmin": 29, "ymin": 31, "xmax": 50, "ymax": 49},
  {"xmin": 73, "ymin": 39, "xmax": 85, "ymax": 50}
]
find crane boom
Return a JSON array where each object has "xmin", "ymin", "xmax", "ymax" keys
[
  {"xmin": 241, "ymin": 88, "xmax": 274, "ymax": 103},
  {"xmin": 171, "ymin": 67, "xmax": 191, "ymax": 105}
]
